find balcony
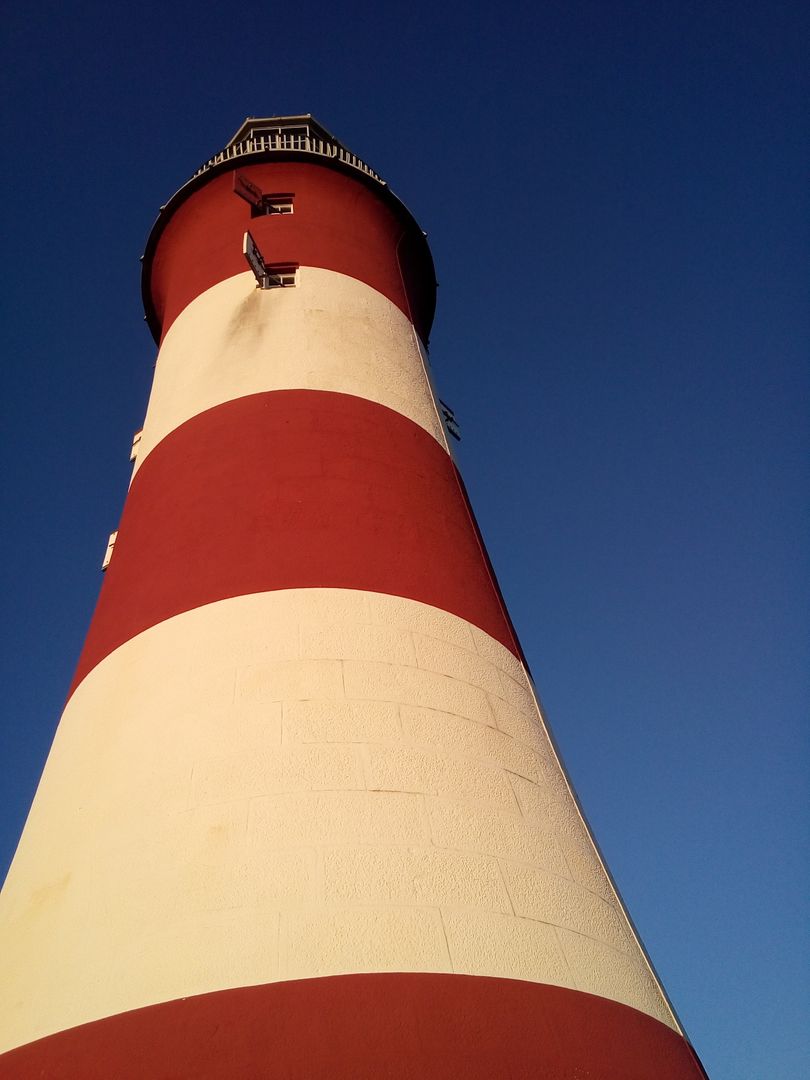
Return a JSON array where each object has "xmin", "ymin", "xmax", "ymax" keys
[{"xmin": 192, "ymin": 114, "xmax": 385, "ymax": 186}]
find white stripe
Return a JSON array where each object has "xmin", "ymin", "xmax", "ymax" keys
[
  {"xmin": 133, "ymin": 269, "xmax": 443, "ymax": 476},
  {"xmin": 0, "ymin": 589, "xmax": 674, "ymax": 1052}
]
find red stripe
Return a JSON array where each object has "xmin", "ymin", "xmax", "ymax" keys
[
  {"xmin": 146, "ymin": 162, "xmax": 435, "ymax": 342},
  {"xmin": 69, "ymin": 391, "xmax": 520, "ymax": 696},
  {"xmin": 0, "ymin": 974, "xmax": 708, "ymax": 1079}
]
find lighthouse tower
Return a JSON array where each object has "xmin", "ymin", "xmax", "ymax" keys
[{"xmin": 0, "ymin": 116, "xmax": 706, "ymax": 1078}]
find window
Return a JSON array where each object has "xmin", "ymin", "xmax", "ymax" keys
[
  {"xmin": 243, "ymin": 230, "xmax": 298, "ymax": 288},
  {"xmin": 251, "ymin": 192, "xmax": 295, "ymax": 217},
  {"xmin": 263, "ymin": 264, "xmax": 298, "ymax": 288},
  {"xmin": 233, "ymin": 172, "xmax": 295, "ymax": 215}
]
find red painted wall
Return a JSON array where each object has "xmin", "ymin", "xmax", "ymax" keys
[
  {"xmin": 146, "ymin": 161, "xmax": 435, "ymax": 342},
  {"xmin": 70, "ymin": 391, "xmax": 520, "ymax": 697},
  {"xmin": 0, "ymin": 974, "xmax": 708, "ymax": 1080}
]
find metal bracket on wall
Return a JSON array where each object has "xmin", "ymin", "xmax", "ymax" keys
[{"xmin": 439, "ymin": 399, "xmax": 461, "ymax": 441}]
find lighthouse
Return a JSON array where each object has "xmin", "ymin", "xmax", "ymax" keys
[{"xmin": 0, "ymin": 116, "xmax": 707, "ymax": 1077}]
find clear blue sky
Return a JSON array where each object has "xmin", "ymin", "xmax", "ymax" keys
[{"xmin": 1, "ymin": 2, "xmax": 807, "ymax": 1076}]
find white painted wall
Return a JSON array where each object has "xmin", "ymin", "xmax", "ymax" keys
[
  {"xmin": 132, "ymin": 270, "xmax": 444, "ymax": 475},
  {"xmin": 0, "ymin": 589, "xmax": 676, "ymax": 1052}
]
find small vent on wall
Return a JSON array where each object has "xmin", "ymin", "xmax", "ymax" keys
[{"xmin": 130, "ymin": 429, "xmax": 143, "ymax": 463}]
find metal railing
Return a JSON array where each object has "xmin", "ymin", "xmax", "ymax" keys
[{"xmin": 192, "ymin": 132, "xmax": 385, "ymax": 185}]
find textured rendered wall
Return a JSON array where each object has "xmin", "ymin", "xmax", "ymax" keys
[
  {"xmin": 132, "ymin": 269, "xmax": 444, "ymax": 474},
  {"xmin": 1, "ymin": 589, "xmax": 675, "ymax": 1049},
  {"xmin": 0, "ymin": 154, "xmax": 706, "ymax": 1078}
]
